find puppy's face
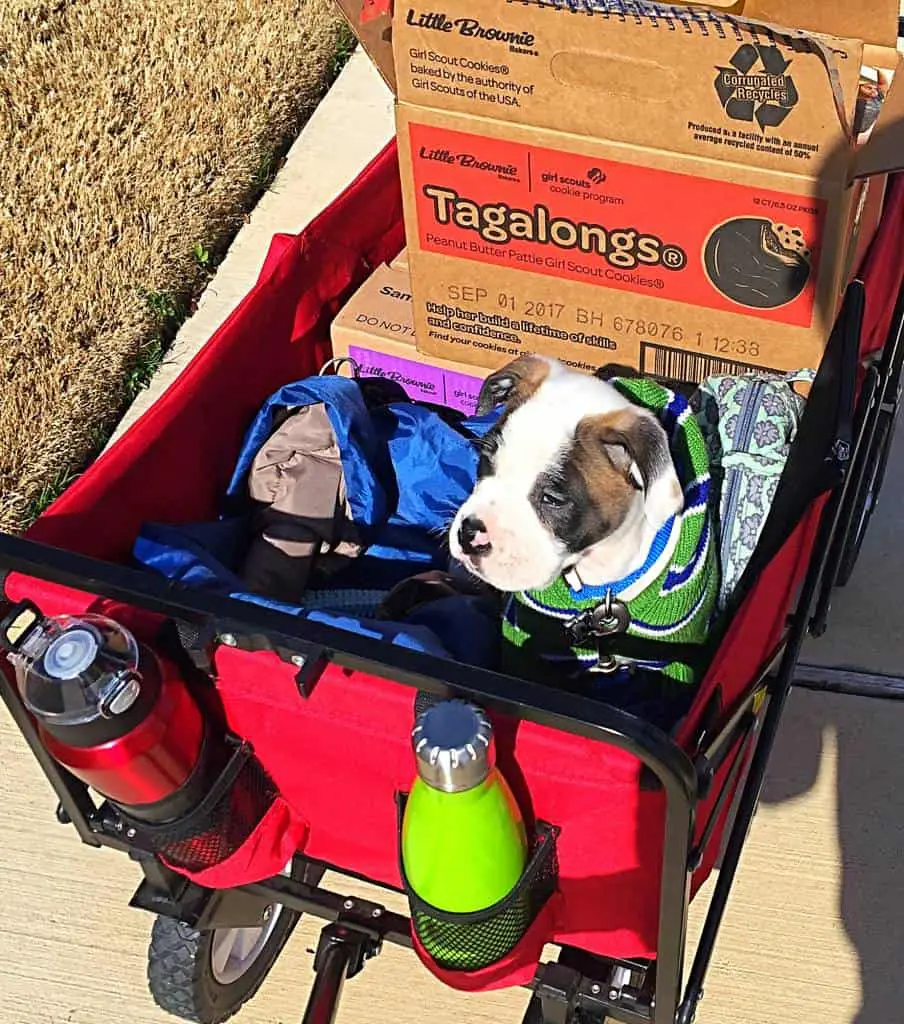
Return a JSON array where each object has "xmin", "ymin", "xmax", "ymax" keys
[{"xmin": 450, "ymin": 356, "xmax": 682, "ymax": 592}]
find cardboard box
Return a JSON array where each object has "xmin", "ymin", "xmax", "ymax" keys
[
  {"xmin": 334, "ymin": 0, "xmax": 396, "ymax": 91},
  {"xmin": 330, "ymin": 264, "xmax": 489, "ymax": 413},
  {"xmin": 363, "ymin": 0, "xmax": 904, "ymax": 381},
  {"xmin": 844, "ymin": 170, "xmax": 888, "ymax": 286},
  {"xmin": 391, "ymin": 246, "xmax": 409, "ymax": 270}
]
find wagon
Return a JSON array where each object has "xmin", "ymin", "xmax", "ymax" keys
[{"xmin": 1, "ymin": 136, "xmax": 903, "ymax": 1024}]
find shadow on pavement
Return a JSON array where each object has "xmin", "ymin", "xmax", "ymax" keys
[{"xmin": 760, "ymin": 690, "xmax": 904, "ymax": 1024}]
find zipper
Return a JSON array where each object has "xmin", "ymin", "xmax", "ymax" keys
[{"xmin": 720, "ymin": 380, "xmax": 765, "ymax": 568}]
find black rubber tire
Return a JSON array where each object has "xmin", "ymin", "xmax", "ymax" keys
[
  {"xmin": 837, "ymin": 411, "xmax": 895, "ymax": 587},
  {"xmin": 146, "ymin": 889, "xmax": 302, "ymax": 1023}
]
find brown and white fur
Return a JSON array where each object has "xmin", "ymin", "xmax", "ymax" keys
[{"xmin": 450, "ymin": 355, "xmax": 683, "ymax": 593}]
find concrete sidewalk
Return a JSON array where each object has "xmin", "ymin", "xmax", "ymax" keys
[{"xmin": 801, "ymin": 426, "xmax": 904, "ymax": 676}]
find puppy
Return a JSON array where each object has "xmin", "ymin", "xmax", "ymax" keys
[
  {"xmin": 450, "ymin": 355, "xmax": 716, "ymax": 684},
  {"xmin": 451, "ymin": 355, "xmax": 683, "ymax": 592}
]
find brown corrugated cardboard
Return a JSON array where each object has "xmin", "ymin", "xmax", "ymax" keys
[
  {"xmin": 854, "ymin": 52, "xmax": 904, "ymax": 176},
  {"xmin": 342, "ymin": 0, "xmax": 902, "ymax": 82},
  {"xmin": 390, "ymin": 246, "xmax": 409, "ymax": 270},
  {"xmin": 737, "ymin": 0, "xmax": 899, "ymax": 46},
  {"xmin": 847, "ymin": 175, "xmax": 888, "ymax": 285},
  {"xmin": 334, "ymin": 0, "xmax": 396, "ymax": 91},
  {"xmin": 330, "ymin": 264, "xmax": 489, "ymax": 413},
  {"xmin": 384, "ymin": 0, "xmax": 904, "ymax": 380}
]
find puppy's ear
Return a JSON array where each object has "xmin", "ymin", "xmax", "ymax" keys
[
  {"xmin": 580, "ymin": 410, "xmax": 683, "ymax": 528},
  {"xmin": 476, "ymin": 355, "xmax": 552, "ymax": 415}
]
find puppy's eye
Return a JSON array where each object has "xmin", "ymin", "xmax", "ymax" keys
[{"xmin": 540, "ymin": 489, "xmax": 568, "ymax": 509}]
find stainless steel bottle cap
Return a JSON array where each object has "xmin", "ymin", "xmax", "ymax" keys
[{"xmin": 412, "ymin": 700, "xmax": 493, "ymax": 793}]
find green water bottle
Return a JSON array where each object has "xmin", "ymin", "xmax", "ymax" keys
[{"xmin": 402, "ymin": 700, "xmax": 528, "ymax": 921}]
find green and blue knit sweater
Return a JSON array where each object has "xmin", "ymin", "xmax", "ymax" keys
[{"xmin": 502, "ymin": 378, "xmax": 718, "ymax": 687}]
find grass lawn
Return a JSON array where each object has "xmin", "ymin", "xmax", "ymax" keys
[{"xmin": 0, "ymin": 0, "xmax": 354, "ymax": 532}]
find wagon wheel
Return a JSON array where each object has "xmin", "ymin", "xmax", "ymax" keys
[
  {"xmin": 837, "ymin": 407, "xmax": 897, "ymax": 587},
  {"xmin": 146, "ymin": 861, "xmax": 307, "ymax": 1024}
]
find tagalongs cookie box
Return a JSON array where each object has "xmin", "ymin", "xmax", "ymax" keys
[{"xmin": 346, "ymin": 0, "xmax": 904, "ymax": 381}]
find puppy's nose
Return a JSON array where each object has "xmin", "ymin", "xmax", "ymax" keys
[{"xmin": 458, "ymin": 515, "xmax": 492, "ymax": 556}]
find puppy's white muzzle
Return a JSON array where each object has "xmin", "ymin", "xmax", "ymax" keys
[{"xmin": 450, "ymin": 480, "xmax": 566, "ymax": 592}]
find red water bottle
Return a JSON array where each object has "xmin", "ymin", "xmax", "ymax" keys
[{"xmin": 1, "ymin": 602, "xmax": 210, "ymax": 823}]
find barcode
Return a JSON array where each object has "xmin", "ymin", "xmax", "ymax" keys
[{"xmin": 640, "ymin": 342, "xmax": 778, "ymax": 384}]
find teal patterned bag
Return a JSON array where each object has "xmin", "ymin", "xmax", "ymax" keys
[{"xmin": 693, "ymin": 370, "xmax": 814, "ymax": 610}]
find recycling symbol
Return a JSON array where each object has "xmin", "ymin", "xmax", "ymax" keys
[{"xmin": 715, "ymin": 44, "xmax": 799, "ymax": 132}]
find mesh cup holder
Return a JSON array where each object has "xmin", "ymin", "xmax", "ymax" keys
[
  {"xmin": 398, "ymin": 796, "xmax": 560, "ymax": 972},
  {"xmin": 120, "ymin": 738, "xmax": 277, "ymax": 873}
]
